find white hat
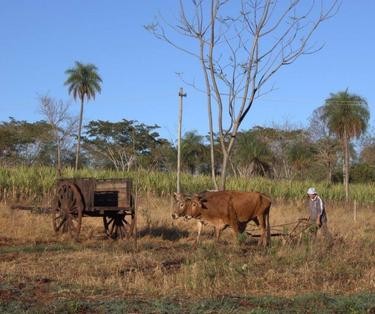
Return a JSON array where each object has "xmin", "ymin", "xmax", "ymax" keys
[{"xmin": 307, "ymin": 187, "xmax": 317, "ymax": 195}]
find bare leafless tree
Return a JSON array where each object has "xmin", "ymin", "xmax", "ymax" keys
[
  {"xmin": 39, "ymin": 95, "xmax": 78, "ymax": 175},
  {"xmin": 147, "ymin": 0, "xmax": 340, "ymax": 190}
]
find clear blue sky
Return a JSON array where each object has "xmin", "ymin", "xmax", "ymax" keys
[{"xmin": 1, "ymin": 1, "xmax": 374, "ymax": 143}]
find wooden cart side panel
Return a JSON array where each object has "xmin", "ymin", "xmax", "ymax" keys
[
  {"xmin": 56, "ymin": 178, "xmax": 133, "ymax": 211},
  {"xmin": 95, "ymin": 179, "xmax": 132, "ymax": 208},
  {"xmin": 77, "ymin": 179, "xmax": 96, "ymax": 209},
  {"xmin": 56, "ymin": 178, "xmax": 96, "ymax": 210}
]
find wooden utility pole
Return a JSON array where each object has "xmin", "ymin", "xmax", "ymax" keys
[{"xmin": 177, "ymin": 87, "xmax": 186, "ymax": 193}]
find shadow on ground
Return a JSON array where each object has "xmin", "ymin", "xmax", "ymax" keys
[{"xmin": 137, "ymin": 226, "xmax": 190, "ymax": 241}]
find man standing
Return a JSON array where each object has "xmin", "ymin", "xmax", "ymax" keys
[{"xmin": 306, "ymin": 187, "xmax": 331, "ymax": 240}]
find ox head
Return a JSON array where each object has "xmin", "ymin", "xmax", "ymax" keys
[
  {"xmin": 188, "ymin": 194, "xmax": 208, "ymax": 218},
  {"xmin": 171, "ymin": 192, "xmax": 191, "ymax": 219}
]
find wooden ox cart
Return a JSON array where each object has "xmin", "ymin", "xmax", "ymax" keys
[{"xmin": 52, "ymin": 178, "xmax": 135, "ymax": 240}]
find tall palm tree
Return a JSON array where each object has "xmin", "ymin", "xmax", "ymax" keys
[
  {"xmin": 322, "ymin": 90, "xmax": 370, "ymax": 201},
  {"xmin": 64, "ymin": 61, "xmax": 102, "ymax": 170}
]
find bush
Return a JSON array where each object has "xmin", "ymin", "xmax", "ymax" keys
[{"xmin": 350, "ymin": 163, "xmax": 375, "ymax": 183}]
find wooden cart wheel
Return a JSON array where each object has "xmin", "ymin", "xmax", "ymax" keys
[
  {"xmin": 52, "ymin": 182, "xmax": 84, "ymax": 240},
  {"xmin": 103, "ymin": 211, "xmax": 135, "ymax": 240}
]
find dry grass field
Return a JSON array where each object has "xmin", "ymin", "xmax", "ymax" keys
[{"xmin": 0, "ymin": 194, "xmax": 374, "ymax": 313}]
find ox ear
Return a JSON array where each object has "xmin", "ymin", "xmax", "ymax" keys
[
  {"xmin": 173, "ymin": 192, "xmax": 184, "ymax": 201},
  {"xmin": 192, "ymin": 193, "xmax": 206, "ymax": 200},
  {"xmin": 173, "ymin": 192, "xmax": 178, "ymax": 200},
  {"xmin": 199, "ymin": 197, "xmax": 208, "ymax": 203},
  {"xmin": 192, "ymin": 194, "xmax": 208, "ymax": 209},
  {"xmin": 200, "ymin": 202, "xmax": 208, "ymax": 209},
  {"xmin": 191, "ymin": 194, "xmax": 203, "ymax": 203},
  {"xmin": 199, "ymin": 197, "xmax": 209, "ymax": 209}
]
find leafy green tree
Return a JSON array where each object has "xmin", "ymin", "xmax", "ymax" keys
[
  {"xmin": 352, "ymin": 136, "xmax": 375, "ymax": 183},
  {"xmin": 0, "ymin": 118, "xmax": 54, "ymax": 166},
  {"xmin": 64, "ymin": 61, "xmax": 102, "ymax": 170},
  {"xmin": 249, "ymin": 126, "xmax": 308, "ymax": 179},
  {"xmin": 359, "ymin": 134, "xmax": 375, "ymax": 166},
  {"xmin": 350, "ymin": 163, "xmax": 375, "ymax": 183},
  {"xmin": 146, "ymin": 140, "xmax": 176, "ymax": 172},
  {"xmin": 287, "ymin": 140, "xmax": 316, "ymax": 180},
  {"xmin": 83, "ymin": 119, "xmax": 170, "ymax": 171},
  {"xmin": 322, "ymin": 90, "xmax": 370, "ymax": 201},
  {"xmin": 361, "ymin": 144, "xmax": 375, "ymax": 166}
]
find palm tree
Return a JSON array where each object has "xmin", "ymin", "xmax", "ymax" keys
[
  {"xmin": 181, "ymin": 131, "xmax": 207, "ymax": 175},
  {"xmin": 233, "ymin": 130, "xmax": 273, "ymax": 178},
  {"xmin": 322, "ymin": 90, "xmax": 370, "ymax": 201},
  {"xmin": 64, "ymin": 61, "xmax": 102, "ymax": 170}
]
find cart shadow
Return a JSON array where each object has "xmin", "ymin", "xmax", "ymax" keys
[{"xmin": 137, "ymin": 226, "xmax": 190, "ymax": 241}]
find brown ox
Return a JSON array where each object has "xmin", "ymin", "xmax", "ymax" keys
[{"xmin": 172, "ymin": 190, "xmax": 271, "ymax": 246}]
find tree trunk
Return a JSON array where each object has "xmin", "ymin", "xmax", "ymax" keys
[
  {"xmin": 327, "ymin": 161, "xmax": 332, "ymax": 183},
  {"xmin": 219, "ymin": 150, "xmax": 229, "ymax": 190},
  {"xmin": 57, "ymin": 137, "xmax": 62, "ymax": 177},
  {"xmin": 75, "ymin": 97, "xmax": 84, "ymax": 171},
  {"xmin": 208, "ymin": 114, "xmax": 218, "ymax": 190},
  {"xmin": 343, "ymin": 131, "xmax": 350, "ymax": 202},
  {"xmin": 219, "ymin": 134, "xmax": 237, "ymax": 190},
  {"xmin": 229, "ymin": 158, "xmax": 238, "ymax": 178},
  {"xmin": 176, "ymin": 88, "xmax": 184, "ymax": 193},
  {"xmin": 199, "ymin": 38, "xmax": 218, "ymax": 190}
]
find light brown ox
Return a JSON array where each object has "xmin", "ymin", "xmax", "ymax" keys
[{"xmin": 172, "ymin": 190, "xmax": 271, "ymax": 246}]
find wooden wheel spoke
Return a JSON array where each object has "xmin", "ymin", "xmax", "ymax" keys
[
  {"xmin": 104, "ymin": 217, "xmax": 114, "ymax": 233},
  {"xmin": 114, "ymin": 225, "xmax": 119, "ymax": 237},
  {"xmin": 103, "ymin": 218, "xmax": 109, "ymax": 230},
  {"xmin": 121, "ymin": 218, "xmax": 131, "ymax": 233},
  {"xmin": 68, "ymin": 206, "xmax": 80, "ymax": 214},
  {"xmin": 67, "ymin": 216, "xmax": 80, "ymax": 235},
  {"xmin": 69, "ymin": 220, "xmax": 78, "ymax": 233},
  {"xmin": 103, "ymin": 213, "xmax": 134, "ymax": 240},
  {"xmin": 118, "ymin": 226, "xmax": 125, "ymax": 239},
  {"xmin": 109, "ymin": 220, "xmax": 116, "ymax": 236},
  {"xmin": 52, "ymin": 182, "xmax": 83, "ymax": 240},
  {"xmin": 54, "ymin": 213, "xmax": 64, "ymax": 221},
  {"xmin": 62, "ymin": 222, "xmax": 69, "ymax": 233},
  {"xmin": 70, "ymin": 216, "xmax": 79, "ymax": 225},
  {"xmin": 107, "ymin": 217, "xmax": 115, "ymax": 226},
  {"xmin": 55, "ymin": 216, "xmax": 67, "ymax": 231}
]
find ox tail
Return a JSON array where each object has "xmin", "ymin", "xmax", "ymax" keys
[
  {"xmin": 263, "ymin": 198, "xmax": 271, "ymax": 246},
  {"xmin": 266, "ymin": 204, "xmax": 271, "ymax": 246},
  {"xmin": 260, "ymin": 192, "xmax": 272, "ymax": 232},
  {"xmin": 260, "ymin": 192, "xmax": 272, "ymax": 203}
]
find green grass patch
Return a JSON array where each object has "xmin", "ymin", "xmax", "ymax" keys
[
  {"xmin": 0, "ymin": 242, "xmax": 79, "ymax": 255},
  {"xmin": 0, "ymin": 293, "xmax": 373, "ymax": 313}
]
